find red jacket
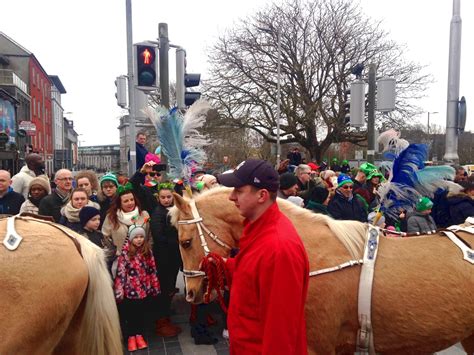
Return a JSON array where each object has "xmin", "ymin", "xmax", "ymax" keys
[{"xmin": 226, "ymin": 202, "xmax": 309, "ymax": 355}]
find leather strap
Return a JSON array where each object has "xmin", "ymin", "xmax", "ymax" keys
[{"xmin": 356, "ymin": 226, "xmax": 380, "ymax": 354}]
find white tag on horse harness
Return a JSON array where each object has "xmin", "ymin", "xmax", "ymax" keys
[{"xmin": 3, "ymin": 216, "xmax": 23, "ymax": 251}]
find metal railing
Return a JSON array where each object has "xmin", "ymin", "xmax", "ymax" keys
[{"xmin": 0, "ymin": 69, "xmax": 28, "ymax": 94}]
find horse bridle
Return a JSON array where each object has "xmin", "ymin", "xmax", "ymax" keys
[{"xmin": 177, "ymin": 199, "xmax": 233, "ymax": 278}]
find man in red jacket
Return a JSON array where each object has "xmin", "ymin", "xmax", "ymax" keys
[{"xmin": 218, "ymin": 159, "xmax": 309, "ymax": 355}]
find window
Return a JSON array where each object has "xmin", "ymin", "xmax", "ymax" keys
[
  {"xmin": 32, "ymin": 97, "xmax": 36, "ymax": 115},
  {"xmin": 32, "ymin": 67, "xmax": 35, "ymax": 86},
  {"xmin": 37, "ymin": 101, "xmax": 40, "ymax": 118}
]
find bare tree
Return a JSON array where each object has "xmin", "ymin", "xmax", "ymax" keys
[{"xmin": 204, "ymin": 0, "xmax": 431, "ymax": 162}]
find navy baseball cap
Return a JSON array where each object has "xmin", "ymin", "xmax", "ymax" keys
[{"xmin": 217, "ymin": 159, "xmax": 279, "ymax": 192}]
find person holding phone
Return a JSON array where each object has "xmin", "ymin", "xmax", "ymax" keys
[{"xmin": 129, "ymin": 162, "xmax": 167, "ymax": 214}]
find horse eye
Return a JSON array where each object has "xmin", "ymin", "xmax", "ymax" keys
[{"xmin": 181, "ymin": 240, "xmax": 192, "ymax": 249}]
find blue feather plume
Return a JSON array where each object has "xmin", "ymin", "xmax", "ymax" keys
[
  {"xmin": 377, "ymin": 143, "xmax": 428, "ymax": 218},
  {"xmin": 145, "ymin": 101, "xmax": 210, "ymax": 182}
]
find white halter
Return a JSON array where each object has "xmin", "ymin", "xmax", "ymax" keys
[{"xmin": 177, "ymin": 199, "xmax": 233, "ymax": 278}]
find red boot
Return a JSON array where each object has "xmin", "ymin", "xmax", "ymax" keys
[
  {"xmin": 135, "ymin": 334, "xmax": 148, "ymax": 350},
  {"xmin": 156, "ymin": 318, "xmax": 181, "ymax": 337},
  {"xmin": 127, "ymin": 336, "xmax": 137, "ymax": 352}
]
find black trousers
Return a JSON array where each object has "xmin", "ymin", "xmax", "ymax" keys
[
  {"xmin": 154, "ymin": 242, "xmax": 182, "ymax": 318},
  {"xmin": 118, "ymin": 298, "xmax": 149, "ymax": 338}
]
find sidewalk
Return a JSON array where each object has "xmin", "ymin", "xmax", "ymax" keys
[{"xmin": 124, "ymin": 273, "xmax": 229, "ymax": 355}]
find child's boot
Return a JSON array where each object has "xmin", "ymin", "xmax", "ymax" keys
[
  {"xmin": 135, "ymin": 334, "xmax": 148, "ymax": 350},
  {"xmin": 127, "ymin": 336, "xmax": 137, "ymax": 352}
]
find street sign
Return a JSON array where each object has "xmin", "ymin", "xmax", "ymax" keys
[
  {"xmin": 355, "ymin": 150, "xmax": 363, "ymax": 160},
  {"xmin": 19, "ymin": 121, "xmax": 37, "ymax": 136},
  {"xmin": 17, "ymin": 129, "xmax": 27, "ymax": 138}
]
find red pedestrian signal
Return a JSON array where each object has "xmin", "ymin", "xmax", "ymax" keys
[{"xmin": 135, "ymin": 44, "xmax": 157, "ymax": 89}]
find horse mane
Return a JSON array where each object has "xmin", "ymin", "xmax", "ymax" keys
[
  {"xmin": 276, "ymin": 198, "xmax": 368, "ymax": 259},
  {"xmin": 170, "ymin": 186, "xmax": 368, "ymax": 259}
]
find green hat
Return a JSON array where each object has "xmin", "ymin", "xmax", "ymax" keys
[
  {"xmin": 332, "ymin": 157, "xmax": 338, "ymax": 162},
  {"xmin": 367, "ymin": 169, "xmax": 385, "ymax": 181},
  {"xmin": 359, "ymin": 163, "xmax": 377, "ymax": 176},
  {"xmin": 342, "ymin": 159, "xmax": 349, "ymax": 165},
  {"xmin": 416, "ymin": 197, "xmax": 433, "ymax": 212},
  {"xmin": 100, "ymin": 172, "xmax": 118, "ymax": 187}
]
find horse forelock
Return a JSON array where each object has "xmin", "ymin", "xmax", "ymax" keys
[{"xmin": 277, "ymin": 198, "xmax": 368, "ymax": 259}]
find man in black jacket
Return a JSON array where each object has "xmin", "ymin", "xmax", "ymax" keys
[
  {"xmin": 328, "ymin": 174, "xmax": 367, "ymax": 222},
  {"xmin": 39, "ymin": 169, "xmax": 73, "ymax": 222},
  {"xmin": 0, "ymin": 170, "xmax": 25, "ymax": 215}
]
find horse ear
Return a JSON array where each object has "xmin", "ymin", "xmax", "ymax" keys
[{"xmin": 173, "ymin": 192, "xmax": 191, "ymax": 214}]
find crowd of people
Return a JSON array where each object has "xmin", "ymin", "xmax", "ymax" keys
[
  {"xmin": 277, "ymin": 157, "xmax": 474, "ymax": 234},
  {"xmin": 0, "ymin": 138, "xmax": 473, "ymax": 353}
]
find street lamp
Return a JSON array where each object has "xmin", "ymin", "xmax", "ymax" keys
[
  {"xmin": 257, "ymin": 26, "xmax": 281, "ymax": 166},
  {"xmin": 427, "ymin": 111, "xmax": 438, "ymax": 135}
]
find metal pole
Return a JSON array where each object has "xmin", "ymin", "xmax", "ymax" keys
[
  {"xmin": 276, "ymin": 29, "xmax": 281, "ymax": 166},
  {"xmin": 126, "ymin": 0, "xmax": 136, "ymax": 176},
  {"xmin": 444, "ymin": 0, "xmax": 462, "ymax": 162},
  {"xmin": 159, "ymin": 23, "xmax": 170, "ymax": 108},
  {"xmin": 427, "ymin": 112, "xmax": 430, "ymax": 135},
  {"xmin": 367, "ymin": 64, "xmax": 376, "ymax": 164}
]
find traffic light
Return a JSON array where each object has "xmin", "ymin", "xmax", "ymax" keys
[
  {"xmin": 176, "ymin": 48, "xmax": 201, "ymax": 108},
  {"xmin": 115, "ymin": 75, "xmax": 128, "ymax": 108},
  {"xmin": 134, "ymin": 43, "xmax": 158, "ymax": 90}
]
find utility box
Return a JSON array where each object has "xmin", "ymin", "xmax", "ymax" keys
[
  {"xmin": 350, "ymin": 80, "xmax": 366, "ymax": 127},
  {"xmin": 376, "ymin": 77, "xmax": 396, "ymax": 112}
]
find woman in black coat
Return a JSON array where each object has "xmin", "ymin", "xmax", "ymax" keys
[{"xmin": 150, "ymin": 184, "xmax": 182, "ymax": 337}]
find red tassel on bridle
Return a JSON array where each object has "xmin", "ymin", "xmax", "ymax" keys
[{"xmin": 200, "ymin": 252, "xmax": 229, "ymax": 313}]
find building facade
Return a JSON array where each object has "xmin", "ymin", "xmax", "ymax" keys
[
  {"xmin": 78, "ymin": 144, "xmax": 120, "ymax": 173},
  {"xmin": 0, "ymin": 32, "xmax": 78, "ymax": 174}
]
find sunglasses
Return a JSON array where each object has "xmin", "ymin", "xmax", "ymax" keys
[
  {"xmin": 342, "ymin": 185, "xmax": 353, "ymax": 190},
  {"xmin": 148, "ymin": 172, "xmax": 161, "ymax": 177}
]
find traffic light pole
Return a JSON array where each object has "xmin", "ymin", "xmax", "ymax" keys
[
  {"xmin": 126, "ymin": 0, "xmax": 137, "ymax": 175},
  {"xmin": 367, "ymin": 64, "xmax": 376, "ymax": 164},
  {"xmin": 159, "ymin": 23, "xmax": 170, "ymax": 108}
]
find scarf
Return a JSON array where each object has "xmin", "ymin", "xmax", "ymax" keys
[
  {"xmin": 61, "ymin": 200, "xmax": 100, "ymax": 222},
  {"xmin": 117, "ymin": 207, "xmax": 140, "ymax": 226}
]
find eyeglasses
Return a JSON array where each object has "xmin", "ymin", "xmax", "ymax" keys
[
  {"xmin": 342, "ymin": 185, "xmax": 353, "ymax": 190},
  {"xmin": 58, "ymin": 177, "xmax": 73, "ymax": 181},
  {"xmin": 148, "ymin": 172, "xmax": 160, "ymax": 177}
]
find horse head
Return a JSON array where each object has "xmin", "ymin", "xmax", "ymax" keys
[{"xmin": 170, "ymin": 187, "xmax": 244, "ymax": 303}]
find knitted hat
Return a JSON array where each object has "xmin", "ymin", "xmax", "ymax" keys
[
  {"xmin": 128, "ymin": 225, "xmax": 146, "ymax": 241},
  {"xmin": 100, "ymin": 172, "xmax": 118, "ymax": 187},
  {"xmin": 309, "ymin": 186, "xmax": 329, "ymax": 204},
  {"xmin": 29, "ymin": 176, "xmax": 51, "ymax": 194},
  {"xmin": 337, "ymin": 174, "xmax": 353, "ymax": 188},
  {"xmin": 307, "ymin": 162, "xmax": 320, "ymax": 171},
  {"xmin": 359, "ymin": 163, "xmax": 377, "ymax": 176},
  {"xmin": 279, "ymin": 172, "xmax": 298, "ymax": 190},
  {"xmin": 79, "ymin": 206, "xmax": 100, "ymax": 227},
  {"xmin": 368, "ymin": 211, "xmax": 386, "ymax": 227},
  {"xmin": 342, "ymin": 159, "xmax": 349, "ymax": 165},
  {"xmin": 416, "ymin": 197, "xmax": 433, "ymax": 212}
]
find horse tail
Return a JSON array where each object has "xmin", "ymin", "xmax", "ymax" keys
[{"xmin": 76, "ymin": 236, "xmax": 122, "ymax": 355}]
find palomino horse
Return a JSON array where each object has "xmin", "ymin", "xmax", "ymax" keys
[
  {"xmin": 170, "ymin": 187, "xmax": 474, "ymax": 354},
  {"xmin": 0, "ymin": 215, "xmax": 122, "ymax": 355}
]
